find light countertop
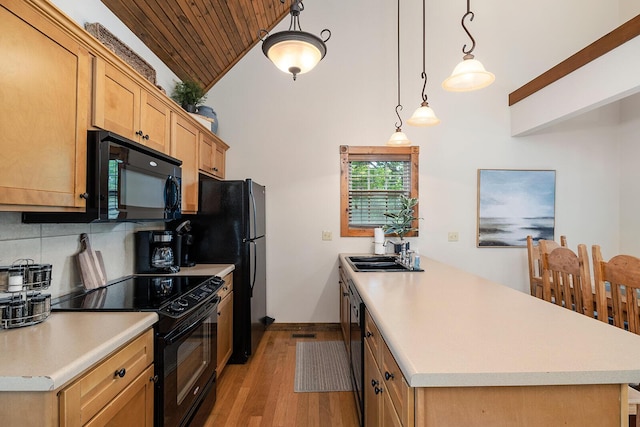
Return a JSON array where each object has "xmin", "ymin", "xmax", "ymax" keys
[
  {"xmin": 0, "ymin": 311, "xmax": 157, "ymax": 391},
  {"xmin": 340, "ymin": 254, "xmax": 640, "ymax": 388}
]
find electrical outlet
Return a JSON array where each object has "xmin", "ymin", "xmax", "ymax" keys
[
  {"xmin": 448, "ymin": 231, "xmax": 459, "ymax": 242},
  {"xmin": 322, "ymin": 231, "xmax": 332, "ymax": 241}
]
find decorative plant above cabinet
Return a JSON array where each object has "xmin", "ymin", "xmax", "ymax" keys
[{"xmin": 171, "ymin": 79, "xmax": 207, "ymax": 113}]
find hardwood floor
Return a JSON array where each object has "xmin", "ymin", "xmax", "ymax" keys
[{"xmin": 202, "ymin": 328, "xmax": 359, "ymax": 427}]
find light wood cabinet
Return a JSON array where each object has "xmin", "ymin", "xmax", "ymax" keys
[
  {"xmin": 171, "ymin": 115, "xmax": 199, "ymax": 214},
  {"xmin": 0, "ymin": 0, "xmax": 90, "ymax": 211},
  {"xmin": 199, "ymin": 131, "xmax": 228, "ymax": 179},
  {"xmin": 364, "ymin": 309, "xmax": 413, "ymax": 427},
  {"xmin": 364, "ymin": 330, "xmax": 403, "ymax": 427},
  {"xmin": 216, "ymin": 273, "xmax": 234, "ymax": 376},
  {"xmin": 93, "ymin": 57, "xmax": 172, "ymax": 155},
  {"xmin": 59, "ymin": 329, "xmax": 155, "ymax": 427}
]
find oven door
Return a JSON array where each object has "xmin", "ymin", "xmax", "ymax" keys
[{"xmin": 158, "ymin": 300, "xmax": 218, "ymax": 427}]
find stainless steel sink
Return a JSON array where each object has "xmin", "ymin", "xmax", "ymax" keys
[{"xmin": 345, "ymin": 256, "xmax": 422, "ymax": 272}]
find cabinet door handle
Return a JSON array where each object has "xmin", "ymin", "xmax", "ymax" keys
[
  {"xmin": 384, "ymin": 371, "xmax": 394, "ymax": 381},
  {"xmin": 135, "ymin": 130, "xmax": 143, "ymax": 136},
  {"xmin": 114, "ymin": 368, "xmax": 126, "ymax": 378},
  {"xmin": 371, "ymin": 379, "xmax": 379, "ymax": 387},
  {"xmin": 143, "ymin": 134, "xmax": 150, "ymax": 140},
  {"xmin": 79, "ymin": 193, "xmax": 89, "ymax": 199},
  {"xmin": 365, "ymin": 331, "xmax": 373, "ymax": 338},
  {"xmin": 374, "ymin": 386, "xmax": 383, "ymax": 395},
  {"xmin": 150, "ymin": 375, "xmax": 159, "ymax": 383}
]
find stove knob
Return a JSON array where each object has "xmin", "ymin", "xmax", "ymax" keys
[
  {"xmin": 169, "ymin": 301, "xmax": 186, "ymax": 313},
  {"xmin": 177, "ymin": 298, "xmax": 189, "ymax": 307}
]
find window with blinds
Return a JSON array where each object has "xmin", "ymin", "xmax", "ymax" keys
[
  {"xmin": 348, "ymin": 161, "xmax": 410, "ymax": 227},
  {"xmin": 340, "ymin": 145, "xmax": 419, "ymax": 237}
]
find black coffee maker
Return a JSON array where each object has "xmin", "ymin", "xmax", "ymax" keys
[
  {"xmin": 174, "ymin": 220, "xmax": 196, "ymax": 267},
  {"xmin": 135, "ymin": 231, "xmax": 181, "ymax": 273}
]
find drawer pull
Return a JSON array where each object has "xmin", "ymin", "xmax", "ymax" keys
[
  {"xmin": 384, "ymin": 371, "xmax": 394, "ymax": 381},
  {"xmin": 114, "ymin": 368, "xmax": 126, "ymax": 378},
  {"xmin": 150, "ymin": 375, "xmax": 159, "ymax": 383},
  {"xmin": 374, "ymin": 386, "xmax": 383, "ymax": 395},
  {"xmin": 371, "ymin": 379, "xmax": 379, "ymax": 387}
]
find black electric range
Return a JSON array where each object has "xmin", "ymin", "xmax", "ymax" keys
[
  {"xmin": 53, "ymin": 274, "xmax": 224, "ymax": 427},
  {"xmin": 53, "ymin": 274, "xmax": 223, "ymax": 333}
]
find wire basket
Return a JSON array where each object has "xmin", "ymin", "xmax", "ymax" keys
[{"xmin": 0, "ymin": 259, "xmax": 52, "ymax": 329}]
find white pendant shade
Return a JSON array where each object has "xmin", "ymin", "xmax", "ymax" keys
[
  {"xmin": 387, "ymin": 129, "xmax": 411, "ymax": 146},
  {"xmin": 262, "ymin": 31, "xmax": 326, "ymax": 79},
  {"xmin": 407, "ymin": 102, "xmax": 440, "ymax": 127},
  {"xmin": 442, "ymin": 55, "xmax": 495, "ymax": 92}
]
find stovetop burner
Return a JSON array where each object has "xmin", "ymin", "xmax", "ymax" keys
[{"xmin": 52, "ymin": 275, "xmax": 224, "ymax": 328}]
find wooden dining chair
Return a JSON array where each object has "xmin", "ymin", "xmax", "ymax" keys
[
  {"xmin": 526, "ymin": 235, "xmax": 567, "ymax": 298},
  {"xmin": 592, "ymin": 245, "xmax": 640, "ymax": 332},
  {"xmin": 539, "ymin": 241, "xmax": 593, "ymax": 316}
]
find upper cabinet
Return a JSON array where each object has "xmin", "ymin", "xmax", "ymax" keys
[
  {"xmin": 199, "ymin": 132, "xmax": 228, "ymax": 179},
  {"xmin": 172, "ymin": 114, "xmax": 199, "ymax": 214},
  {"xmin": 93, "ymin": 57, "xmax": 172, "ymax": 154},
  {"xmin": 0, "ymin": 0, "xmax": 90, "ymax": 211}
]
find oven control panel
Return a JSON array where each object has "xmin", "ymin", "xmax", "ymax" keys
[{"xmin": 160, "ymin": 275, "xmax": 224, "ymax": 318}]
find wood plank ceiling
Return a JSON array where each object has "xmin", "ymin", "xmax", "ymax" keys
[{"xmin": 101, "ymin": 0, "xmax": 290, "ymax": 91}]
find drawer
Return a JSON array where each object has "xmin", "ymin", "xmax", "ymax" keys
[
  {"xmin": 59, "ymin": 329, "xmax": 154, "ymax": 426},
  {"xmin": 382, "ymin": 340, "xmax": 414, "ymax": 426},
  {"xmin": 364, "ymin": 309, "xmax": 382, "ymax": 366},
  {"xmin": 217, "ymin": 274, "xmax": 233, "ymax": 300}
]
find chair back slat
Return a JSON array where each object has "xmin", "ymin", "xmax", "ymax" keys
[
  {"xmin": 592, "ymin": 245, "xmax": 640, "ymax": 334},
  {"xmin": 527, "ymin": 235, "xmax": 567, "ymax": 298},
  {"xmin": 540, "ymin": 242, "xmax": 591, "ymax": 316}
]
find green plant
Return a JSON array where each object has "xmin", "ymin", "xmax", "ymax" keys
[
  {"xmin": 171, "ymin": 79, "xmax": 207, "ymax": 108},
  {"xmin": 382, "ymin": 195, "xmax": 420, "ymax": 239}
]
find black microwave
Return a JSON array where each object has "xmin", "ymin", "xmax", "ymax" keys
[{"xmin": 23, "ymin": 131, "xmax": 182, "ymax": 223}]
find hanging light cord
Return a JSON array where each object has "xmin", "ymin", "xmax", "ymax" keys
[
  {"xmin": 419, "ymin": 0, "xmax": 428, "ymax": 103},
  {"xmin": 461, "ymin": 0, "xmax": 476, "ymax": 56},
  {"xmin": 394, "ymin": 0, "xmax": 403, "ymax": 130}
]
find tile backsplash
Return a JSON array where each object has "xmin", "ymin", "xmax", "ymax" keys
[{"xmin": 0, "ymin": 212, "xmax": 163, "ymax": 298}]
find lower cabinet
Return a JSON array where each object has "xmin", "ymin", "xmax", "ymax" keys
[
  {"xmin": 364, "ymin": 311, "xmax": 410, "ymax": 427},
  {"xmin": 216, "ymin": 273, "xmax": 234, "ymax": 376},
  {"xmin": 59, "ymin": 329, "xmax": 155, "ymax": 427}
]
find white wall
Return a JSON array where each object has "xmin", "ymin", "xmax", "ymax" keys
[{"xmin": 207, "ymin": 0, "xmax": 626, "ymax": 323}]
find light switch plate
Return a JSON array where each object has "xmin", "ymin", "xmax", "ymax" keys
[
  {"xmin": 448, "ymin": 231, "xmax": 459, "ymax": 242},
  {"xmin": 322, "ymin": 231, "xmax": 332, "ymax": 241}
]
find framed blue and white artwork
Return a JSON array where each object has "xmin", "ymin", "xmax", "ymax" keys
[{"xmin": 477, "ymin": 169, "xmax": 556, "ymax": 247}]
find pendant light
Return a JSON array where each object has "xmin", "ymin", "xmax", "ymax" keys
[
  {"xmin": 407, "ymin": 0, "xmax": 440, "ymax": 127},
  {"xmin": 259, "ymin": 0, "xmax": 331, "ymax": 81},
  {"xmin": 387, "ymin": 0, "xmax": 411, "ymax": 146},
  {"xmin": 442, "ymin": 0, "xmax": 495, "ymax": 92}
]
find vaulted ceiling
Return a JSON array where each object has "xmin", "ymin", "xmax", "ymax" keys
[{"xmin": 101, "ymin": 0, "xmax": 290, "ymax": 91}]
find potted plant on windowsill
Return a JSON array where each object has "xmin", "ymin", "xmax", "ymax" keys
[
  {"xmin": 171, "ymin": 78, "xmax": 207, "ymax": 113},
  {"xmin": 383, "ymin": 195, "xmax": 420, "ymax": 260}
]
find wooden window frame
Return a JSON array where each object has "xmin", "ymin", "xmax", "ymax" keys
[{"xmin": 340, "ymin": 145, "xmax": 419, "ymax": 237}]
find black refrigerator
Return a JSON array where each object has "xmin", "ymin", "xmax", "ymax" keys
[{"xmin": 185, "ymin": 175, "xmax": 269, "ymax": 363}]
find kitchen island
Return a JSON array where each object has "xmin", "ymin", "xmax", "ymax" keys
[{"xmin": 340, "ymin": 254, "xmax": 640, "ymax": 426}]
